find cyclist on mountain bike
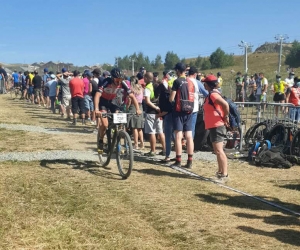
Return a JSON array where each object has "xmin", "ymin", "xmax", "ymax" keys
[{"xmin": 94, "ymin": 68, "xmax": 142, "ymax": 151}]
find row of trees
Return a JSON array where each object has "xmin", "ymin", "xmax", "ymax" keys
[{"xmin": 102, "ymin": 48, "xmax": 235, "ymax": 73}]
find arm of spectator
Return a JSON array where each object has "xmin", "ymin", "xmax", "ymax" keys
[
  {"xmin": 215, "ymin": 96, "xmax": 230, "ymax": 126},
  {"xmin": 198, "ymin": 82, "xmax": 208, "ymax": 97},
  {"xmin": 169, "ymin": 90, "xmax": 176, "ymax": 103},
  {"xmin": 145, "ymin": 95, "xmax": 159, "ymax": 112}
]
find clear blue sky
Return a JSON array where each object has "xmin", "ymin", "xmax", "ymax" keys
[{"xmin": 1, "ymin": 0, "xmax": 299, "ymax": 66}]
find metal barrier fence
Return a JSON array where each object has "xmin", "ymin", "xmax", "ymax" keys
[{"xmin": 234, "ymin": 102, "xmax": 300, "ymax": 151}]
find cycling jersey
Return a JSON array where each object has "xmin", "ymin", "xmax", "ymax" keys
[
  {"xmin": 98, "ymin": 77, "xmax": 132, "ymax": 109},
  {"xmin": 273, "ymin": 81, "xmax": 286, "ymax": 94}
]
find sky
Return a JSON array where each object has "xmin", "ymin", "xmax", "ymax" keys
[{"xmin": 0, "ymin": 0, "xmax": 300, "ymax": 66}]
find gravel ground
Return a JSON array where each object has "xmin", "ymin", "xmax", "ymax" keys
[
  {"xmin": 0, "ymin": 123, "xmax": 92, "ymax": 135},
  {"xmin": 0, "ymin": 123, "xmax": 217, "ymax": 163}
]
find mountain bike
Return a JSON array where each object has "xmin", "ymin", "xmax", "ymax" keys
[{"xmin": 97, "ymin": 113, "xmax": 134, "ymax": 179}]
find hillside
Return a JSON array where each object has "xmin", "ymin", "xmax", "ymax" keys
[{"xmin": 194, "ymin": 52, "xmax": 297, "ymax": 98}]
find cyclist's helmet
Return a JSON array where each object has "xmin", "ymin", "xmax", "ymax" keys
[{"xmin": 110, "ymin": 68, "xmax": 122, "ymax": 78}]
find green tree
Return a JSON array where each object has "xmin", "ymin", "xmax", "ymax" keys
[
  {"xmin": 285, "ymin": 40, "xmax": 300, "ymax": 68},
  {"xmin": 164, "ymin": 51, "xmax": 180, "ymax": 70},
  {"xmin": 152, "ymin": 54, "xmax": 164, "ymax": 71},
  {"xmin": 209, "ymin": 47, "xmax": 234, "ymax": 69},
  {"xmin": 201, "ymin": 60, "xmax": 211, "ymax": 70},
  {"xmin": 194, "ymin": 55, "xmax": 203, "ymax": 69}
]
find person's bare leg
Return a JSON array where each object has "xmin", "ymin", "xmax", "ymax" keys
[
  {"xmin": 149, "ymin": 134, "xmax": 156, "ymax": 152},
  {"xmin": 213, "ymin": 141, "xmax": 228, "ymax": 176}
]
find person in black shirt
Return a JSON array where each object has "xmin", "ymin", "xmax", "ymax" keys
[{"xmin": 32, "ymin": 70, "xmax": 45, "ymax": 106}]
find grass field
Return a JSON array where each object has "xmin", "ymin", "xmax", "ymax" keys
[{"xmin": 0, "ymin": 95, "xmax": 299, "ymax": 249}]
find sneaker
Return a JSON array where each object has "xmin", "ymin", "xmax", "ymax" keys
[
  {"xmin": 170, "ymin": 161, "xmax": 181, "ymax": 168},
  {"xmin": 144, "ymin": 151, "xmax": 156, "ymax": 157},
  {"xmin": 214, "ymin": 174, "xmax": 229, "ymax": 184},
  {"xmin": 158, "ymin": 150, "xmax": 166, "ymax": 156},
  {"xmin": 215, "ymin": 171, "xmax": 222, "ymax": 178},
  {"xmin": 182, "ymin": 162, "xmax": 192, "ymax": 169}
]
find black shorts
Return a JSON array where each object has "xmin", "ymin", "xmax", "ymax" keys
[
  {"xmin": 209, "ymin": 125, "xmax": 227, "ymax": 143},
  {"xmin": 99, "ymin": 98, "xmax": 120, "ymax": 113},
  {"xmin": 172, "ymin": 112, "xmax": 193, "ymax": 132},
  {"xmin": 71, "ymin": 96, "xmax": 85, "ymax": 115},
  {"xmin": 273, "ymin": 92, "xmax": 285, "ymax": 102}
]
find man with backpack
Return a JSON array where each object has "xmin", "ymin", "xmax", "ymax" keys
[{"xmin": 169, "ymin": 63, "xmax": 195, "ymax": 169}]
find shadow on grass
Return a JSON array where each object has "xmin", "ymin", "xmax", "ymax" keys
[
  {"xmin": 40, "ymin": 159, "xmax": 121, "ymax": 180},
  {"xmin": 233, "ymin": 213, "xmax": 300, "ymax": 226},
  {"xmin": 277, "ymin": 183, "xmax": 300, "ymax": 191},
  {"xmin": 134, "ymin": 168, "xmax": 192, "ymax": 179},
  {"xmin": 238, "ymin": 226, "xmax": 300, "ymax": 247},
  {"xmin": 195, "ymin": 192, "xmax": 300, "ymax": 214}
]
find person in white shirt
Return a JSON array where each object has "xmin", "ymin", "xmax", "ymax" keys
[
  {"xmin": 259, "ymin": 72, "xmax": 268, "ymax": 102},
  {"xmin": 285, "ymin": 72, "xmax": 295, "ymax": 88},
  {"xmin": 187, "ymin": 67, "xmax": 199, "ymax": 139}
]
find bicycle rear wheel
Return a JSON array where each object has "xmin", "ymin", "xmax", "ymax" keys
[
  {"xmin": 245, "ymin": 122, "xmax": 269, "ymax": 146},
  {"xmin": 97, "ymin": 128, "xmax": 112, "ymax": 167},
  {"xmin": 116, "ymin": 130, "xmax": 133, "ymax": 179}
]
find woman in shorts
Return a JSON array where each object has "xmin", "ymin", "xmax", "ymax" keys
[
  {"xmin": 202, "ymin": 75, "xmax": 230, "ymax": 183},
  {"xmin": 127, "ymin": 76, "xmax": 144, "ymax": 150}
]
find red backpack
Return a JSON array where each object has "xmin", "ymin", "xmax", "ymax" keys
[{"xmin": 175, "ymin": 78, "xmax": 195, "ymax": 113}]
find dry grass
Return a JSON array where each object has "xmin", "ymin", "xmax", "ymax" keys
[
  {"xmin": 0, "ymin": 160, "xmax": 299, "ymax": 250},
  {"xmin": 0, "ymin": 95, "xmax": 299, "ymax": 249}
]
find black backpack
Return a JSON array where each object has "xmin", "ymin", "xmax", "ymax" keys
[{"xmin": 255, "ymin": 147, "xmax": 292, "ymax": 169}]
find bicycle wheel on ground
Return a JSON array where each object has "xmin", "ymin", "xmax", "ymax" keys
[
  {"xmin": 116, "ymin": 130, "xmax": 133, "ymax": 179},
  {"xmin": 97, "ymin": 128, "xmax": 112, "ymax": 167},
  {"xmin": 245, "ymin": 122, "xmax": 269, "ymax": 146},
  {"xmin": 290, "ymin": 129, "xmax": 300, "ymax": 156}
]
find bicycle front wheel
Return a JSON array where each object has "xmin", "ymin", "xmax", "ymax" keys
[
  {"xmin": 116, "ymin": 130, "xmax": 133, "ymax": 179},
  {"xmin": 97, "ymin": 128, "xmax": 112, "ymax": 167}
]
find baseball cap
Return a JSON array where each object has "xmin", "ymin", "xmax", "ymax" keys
[
  {"xmin": 202, "ymin": 75, "xmax": 218, "ymax": 82},
  {"xmin": 290, "ymin": 72, "xmax": 295, "ymax": 75},
  {"xmin": 140, "ymin": 66, "xmax": 145, "ymax": 71},
  {"xmin": 217, "ymin": 72, "xmax": 221, "ymax": 76},
  {"xmin": 62, "ymin": 68, "xmax": 67, "ymax": 73},
  {"xmin": 44, "ymin": 68, "xmax": 48, "ymax": 73},
  {"xmin": 92, "ymin": 68, "xmax": 101, "ymax": 75},
  {"xmin": 50, "ymin": 74, "xmax": 56, "ymax": 79},
  {"xmin": 86, "ymin": 71, "xmax": 93, "ymax": 77},
  {"xmin": 276, "ymin": 74, "xmax": 281, "ymax": 78},
  {"xmin": 174, "ymin": 62, "xmax": 186, "ymax": 72},
  {"xmin": 102, "ymin": 71, "xmax": 110, "ymax": 77},
  {"xmin": 188, "ymin": 66, "xmax": 198, "ymax": 75}
]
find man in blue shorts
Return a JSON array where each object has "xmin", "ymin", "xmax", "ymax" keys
[{"xmin": 169, "ymin": 63, "xmax": 195, "ymax": 169}]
